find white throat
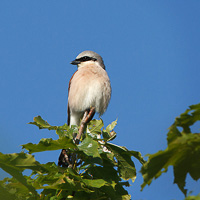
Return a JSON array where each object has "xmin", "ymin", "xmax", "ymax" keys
[{"xmin": 77, "ymin": 61, "xmax": 101, "ymax": 69}]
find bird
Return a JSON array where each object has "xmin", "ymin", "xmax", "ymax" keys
[
  {"xmin": 67, "ymin": 50, "xmax": 111, "ymax": 126},
  {"xmin": 58, "ymin": 50, "xmax": 111, "ymax": 167}
]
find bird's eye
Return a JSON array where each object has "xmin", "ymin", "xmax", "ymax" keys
[{"xmin": 83, "ymin": 56, "xmax": 89, "ymax": 61}]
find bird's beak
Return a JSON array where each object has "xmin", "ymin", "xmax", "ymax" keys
[{"xmin": 70, "ymin": 59, "xmax": 81, "ymax": 65}]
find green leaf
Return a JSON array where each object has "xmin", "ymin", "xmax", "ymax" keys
[
  {"xmin": 56, "ymin": 127, "xmax": 75, "ymax": 140},
  {"xmin": 41, "ymin": 177, "xmax": 85, "ymax": 192},
  {"xmin": 106, "ymin": 143, "xmax": 136, "ymax": 182},
  {"xmin": 0, "ymin": 184, "xmax": 16, "ymax": 200},
  {"xmin": 22, "ymin": 137, "xmax": 77, "ymax": 153},
  {"xmin": 82, "ymin": 179, "xmax": 106, "ymax": 188},
  {"xmin": 78, "ymin": 136, "xmax": 100, "ymax": 158},
  {"xmin": 28, "ymin": 116, "xmax": 57, "ymax": 130},
  {"xmin": 102, "ymin": 130, "xmax": 117, "ymax": 142},
  {"xmin": 98, "ymin": 183, "xmax": 130, "ymax": 200},
  {"xmin": 185, "ymin": 194, "xmax": 200, "ymax": 200},
  {"xmin": 121, "ymin": 194, "xmax": 131, "ymax": 200},
  {"xmin": 0, "ymin": 152, "xmax": 38, "ymax": 196},
  {"xmin": 87, "ymin": 164, "xmax": 120, "ymax": 183},
  {"xmin": 32, "ymin": 167, "xmax": 90, "ymax": 193},
  {"xmin": 0, "ymin": 177, "xmax": 39, "ymax": 200},
  {"xmin": 106, "ymin": 119, "xmax": 117, "ymax": 132},
  {"xmin": 129, "ymin": 150, "xmax": 145, "ymax": 165},
  {"xmin": 141, "ymin": 133, "xmax": 200, "ymax": 196},
  {"xmin": 171, "ymin": 103, "xmax": 200, "ymax": 136},
  {"xmin": 102, "ymin": 120, "xmax": 118, "ymax": 142},
  {"xmin": 87, "ymin": 119, "xmax": 104, "ymax": 134},
  {"xmin": 167, "ymin": 123, "xmax": 182, "ymax": 144},
  {"xmin": 0, "ymin": 152, "xmax": 41, "ymax": 169},
  {"xmin": 141, "ymin": 103, "xmax": 200, "ymax": 196}
]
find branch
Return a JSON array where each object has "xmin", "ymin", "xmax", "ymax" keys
[{"xmin": 58, "ymin": 149, "xmax": 72, "ymax": 168}]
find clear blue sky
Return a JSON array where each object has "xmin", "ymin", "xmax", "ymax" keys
[{"xmin": 0, "ymin": 1, "xmax": 200, "ymax": 199}]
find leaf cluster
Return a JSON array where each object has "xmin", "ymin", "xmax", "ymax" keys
[
  {"xmin": 141, "ymin": 104, "xmax": 200, "ymax": 196},
  {"xmin": 0, "ymin": 117, "xmax": 144, "ymax": 200}
]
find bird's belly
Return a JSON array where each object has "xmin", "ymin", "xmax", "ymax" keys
[
  {"xmin": 69, "ymin": 81, "xmax": 110, "ymax": 115},
  {"xmin": 68, "ymin": 65, "xmax": 111, "ymax": 116}
]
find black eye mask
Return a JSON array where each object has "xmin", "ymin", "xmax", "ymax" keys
[{"xmin": 71, "ymin": 56, "xmax": 97, "ymax": 65}]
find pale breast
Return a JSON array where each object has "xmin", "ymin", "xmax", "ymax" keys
[{"xmin": 68, "ymin": 64, "xmax": 111, "ymax": 115}]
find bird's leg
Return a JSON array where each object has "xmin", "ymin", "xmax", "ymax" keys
[
  {"xmin": 71, "ymin": 107, "xmax": 95, "ymax": 169},
  {"xmin": 86, "ymin": 107, "xmax": 95, "ymax": 123},
  {"xmin": 75, "ymin": 107, "xmax": 95, "ymax": 144}
]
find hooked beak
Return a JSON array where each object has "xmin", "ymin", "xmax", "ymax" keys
[{"xmin": 70, "ymin": 59, "xmax": 80, "ymax": 65}]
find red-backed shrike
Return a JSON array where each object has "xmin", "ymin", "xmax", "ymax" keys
[{"xmin": 67, "ymin": 50, "xmax": 111, "ymax": 126}]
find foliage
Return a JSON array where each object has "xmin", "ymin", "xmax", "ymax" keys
[
  {"xmin": 1, "ymin": 103, "xmax": 200, "ymax": 199},
  {"xmin": 184, "ymin": 194, "xmax": 200, "ymax": 200},
  {"xmin": 141, "ymin": 103, "xmax": 200, "ymax": 197},
  {"xmin": 0, "ymin": 117, "xmax": 144, "ymax": 200}
]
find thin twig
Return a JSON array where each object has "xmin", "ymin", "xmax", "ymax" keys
[{"xmin": 57, "ymin": 189, "xmax": 62, "ymax": 197}]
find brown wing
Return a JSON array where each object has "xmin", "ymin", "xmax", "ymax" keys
[
  {"xmin": 67, "ymin": 104, "xmax": 70, "ymax": 126},
  {"xmin": 67, "ymin": 71, "xmax": 78, "ymax": 125}
]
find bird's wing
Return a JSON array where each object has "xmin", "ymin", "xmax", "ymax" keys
[
  {"xmin": 67, "ymin": 71, "xmax": 78, "ymax": 126},
  {"xmin": 67, "ymin": 104, "xmax": 70, "ymax": 126}
]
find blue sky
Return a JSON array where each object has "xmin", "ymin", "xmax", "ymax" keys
[{"xmin": 0, "ymin": 1, "xmax": 200, "ymax": 199}]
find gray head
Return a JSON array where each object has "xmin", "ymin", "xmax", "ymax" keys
[{"xmin": 71, "ymin": 50, "xmax": 106, "ymax": 69}]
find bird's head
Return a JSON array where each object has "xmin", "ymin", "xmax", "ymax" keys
[{"xmin": 71, "ymin": 50, "xmax": 106, "ymax": 69}]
